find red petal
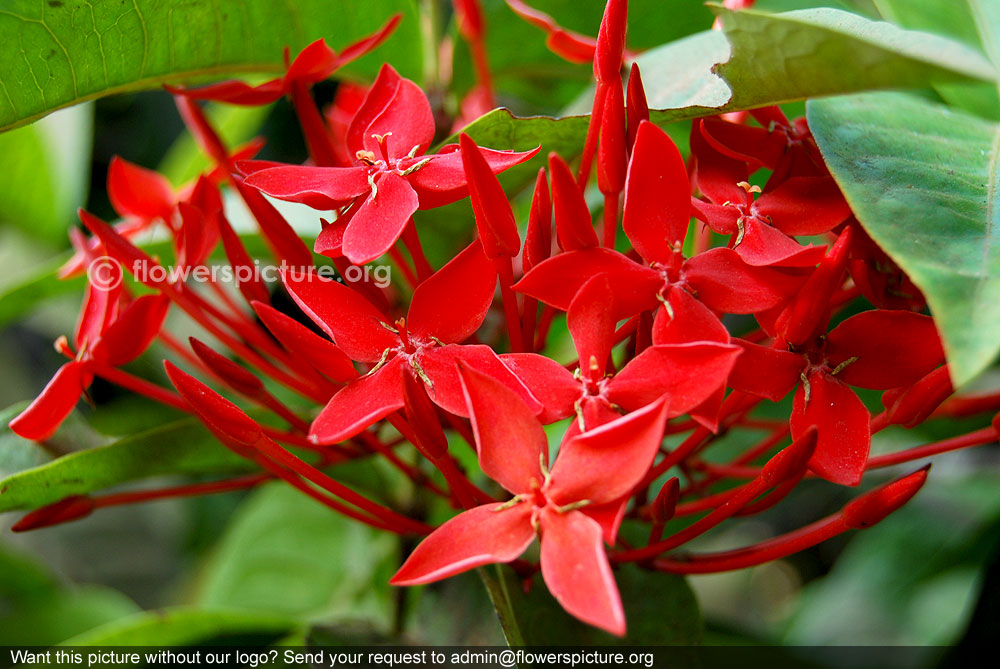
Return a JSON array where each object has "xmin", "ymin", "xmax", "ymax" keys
[
  {"xmin": 500, "ymin": 353, "xmax": 579, "ymax": 423},
  {"xmin": 727, "ymin": 340, "xmax": 803, "ymax": 401},
  {"xmin": 700, "ymin": 118, "xmax": 787, "ymax": 170},
  {"xmin": 540, "ymin": 508, "xmax": 625, "ymax": 636},
  {"xmin": 624, "ymin": 121, "xmax": 690, "ymax": 258},
  {"xmin": 74, "ymin": 268, "xmax": 123, "ymax": 351},
  {"xmin": 335, "ymin": 13, "xmax": 404, "ymax": 66},
  {"xmin": 342, "ymin": 172, "xmax": 419, "ymax": 264},
  {"xmin": 691, "ymin": 121, "xmax": 749, "ymax": 205},
  {"xmin": 454, "ymin": 0, "xmax": 485, "ymax": 39},
  {"xmin": 842, "ymin": 466, "xmax": 928, "ymax": 529},
  {"xmin": 684, "ymin": 248, "xmax": 801, "ymax": 313},
  {"xmin": 107, "ymin": 156, "xmax": 175, "ymax": 221},
  {"xmin": 690, "ymin": 198, "xmax": 739, "ymax": 236},
  {"xmin": 310, "ymin": 357, "xmax": 406, "ymax": 444},
  {"xmin": 755, "ymin": 177, "xmax": 851, "ymax": 236},
  {"xmin": 505, "ymin": 1, "xmax": 597, "ymax": 64},
  {"xmin": 402, "ymin": 370, "xmax": 448, "ymax": 459},
  {"xmin": 791, "ymin": 371, "xmax": 870, "ymax": 486},
  {"xmin": 582, "ymin": 498, "xmax": 628, "ymax": 546},
  {"xmin": 651, "ymin": 287, "xmax": 730, "ymax": 346},
  {"xmin": 515, "ymin": 248, "xmax": 661, "ymax": 317},
  {"xmin": 597, "ymin": 83, "xmax": 626, "ymax": 196},
  {"xmin": 9, "ymin": 362, "xmax": 86, "ymax": 441},
  {"xmin": 409, "ymin": 241, "xmax": 497, "ymax": 343},
  {"xmin": 733, "ymin": 218, "xmax": 827, "ymax": 268},
  {"xmin": 567, "ymin": 274, "xmax": 617, "ymax": 381},
  {"xmin": 284, "ymin": 39, "xmax": 339, "ymax": 85},
  {"xmin": 165, "ymin": 80, "xmax": 285, "ymax": 106},
  {"xmin": 548, "ymin": 397, "xmax": 668, "ymax": 506},
  {"xmin": 347, "ymin": 64, "xmax": 403, "ymax": 157},
  {"xmin": 607, "ymin": 342, "xmax": 741, "ymax": 417},
  {"xmin": 363, "ymin": 77, "xmax": 435, "ymax": 159},
  {"xmin": 523, "ymin": 168, "xmax": 553, "ymax": 272},
  {"xmin": 460, "ymin": 133, "xmax": 521, "ymax": 258},
  {"xmin": 252, "ymin": 301, "xmax": 358, "ymax": 383},
  {"xmin": 458, "ymin": 363, "xmax": 547, "ymax": 494},
  {"xmin": 419, "ymin": 345, "xmax": 542, "ymax": 418},
  {"xmin": 826, "ymin": 311, "xmax": 945, "ymax": 390},
  {"xmin": 408, "ymin": 146, "xmax": 539, "ymax": 210},
  {"xmin": 550, "ymin": 153, "xmax": 598, "ymax": 251},
  {"xmin": 593, "ymin": 0, "xmax": 628, "ymax": 84},
  {"xmin": 281, "ymin": 269, "xmax": 397, "ymax": 363},
  {"xmin": 93, "ymin": 294, "xmax": 169, "ymax": 367},
  {"xmin": 625, "ymin": 64, "xmax": 649, "ymax": 149},
  {"xmin": 164, "ymin": 362, "xmax": 263, "ymax": 448},
  {"xmin": 775, "ymin": 227, "xmax": 853, "ymax": 346},
  {"xmin": 242, "ymin": 164, "xmax": 369, "ymax": 210},
  {"xmin": 391, "ymin": 502, "xmax": 534, "ymax": 585},
  {"xmin": 189, "ymin": 337, "xmax": 264, "ymax": 397}
]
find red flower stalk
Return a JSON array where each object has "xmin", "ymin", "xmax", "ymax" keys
[{"xmin": 391, "ymin": 364, "xmax": 670, "ymax": 636}]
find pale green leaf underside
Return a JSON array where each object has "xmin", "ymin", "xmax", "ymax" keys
[
  {"xmin": 464, "ymin": 6, "xmax": 995, "ymax": 166},
  {"xmin": 0, "ymin": 0, "xmax": 421, "ymax": 132},
  {"xmin": 808, "ymin": 91, "xmax": 1000, "ymax": 387}
]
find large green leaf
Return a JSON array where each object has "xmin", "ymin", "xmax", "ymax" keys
[
  {"xmin": 808, "ymin": 91, "xmax": 1000, "ymax": 387},
  {"xmin": 642, "ymin": 5, "xmax": 994, "ymax": 121},
  {"xmin": 460, "ymin": 6, "xmax": 995, "ymax": 172},
  {"xmin": 479, "ymin": 562, "xmax": 703, "ymax": 645},
  {"xmin": 0, "ymin": 0, "xmax": 421, "ymax": 132},
  {"xmin": 0, "ymin": 417, "xmax": 251, "ymax": 512},
  {"xmin": 197, "ymin": 482, "xmax": 398, "ymax": 626}
]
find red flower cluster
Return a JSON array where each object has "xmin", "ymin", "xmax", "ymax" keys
[{"xmin": 9, "ymin": 0, "xmax": 993, "ymax": 637}]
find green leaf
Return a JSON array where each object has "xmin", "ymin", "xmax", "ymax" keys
[
  {"xmin": 0, "ymin": 543, "xmax": 140, "ymax": 646},
  {"xmin": 197, "ymin": 482, "xmax": 398, "ymax": 626},
  {"xmin": 0, "ymin": 418, "xmax": 251, "ymax": 512},
  {"xmin": 459, "ymin": 6, "xmax": 996, "ymax": 178},
  {"xmin": 808, "ymin": 91, "xmax": 1000, "ymax": 387},
  {"xmin": 0, "ymin": 104, "xmax": 92, "ymax": 244},
  {"xmin": 641, "ymin": 5, "xmax": 995, "ymax": 122},
  {"xmin": 870, "ymin": 0, "xmax": 1000, "ymax": 119},
  {"xmin": 479, "ymin": 562, "xmax": 703, "ymax": 645},
  {"xmin": 0, "ymin": 255, "xmax": 83, "ymax": 330},
  {"xmin": 60, "ymin": 606, "xmax": 297, "ymax": 646},
  {"xmin": 0, "ymin": 0, "xmax": 422, "ymax": 132}
]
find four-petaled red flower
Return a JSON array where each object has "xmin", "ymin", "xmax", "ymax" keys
[
  {"xmin": 240, "ymin": 64, "xmax": 537, "ymax": 263},
  {"xmin": 391, "ymin": 364, "xmax": 670, "ymax": 636}
]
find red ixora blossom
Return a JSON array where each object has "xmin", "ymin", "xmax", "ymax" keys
[
  {"xmin": 238, "ymin": 64, "xmax": 538, "ymax": 264},
  {"xmin": 391, "ymin": 364, "xmax": 670, "ymax": 636},
  {"xmin": 281, "ymin": 240, "xmax": 540, "ymax": 444}
]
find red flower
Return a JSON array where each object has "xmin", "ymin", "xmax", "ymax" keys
[
  {"xmin": 10, "ymin": 257, "xmax": 168, "ymax": 440},
  {"xmin": 690, "ymin": 121, "xmax": 850, "ymax": 268},
  {"xmin": 241, "ymin": 64, "xmax": 537, "ymax": 263},
  {"xmin": 281, "ymin": 241, "xmax": 540, "ymax": 444},
  {"xmin": 730, "ymin": 309, "xmax": 945, "ymax": 485},
  {"xmin": 505, "ymin": 274, "xmax": 740, "ymax": 431},
  {"xmin": 516, "ymin": 122, "xmax": 801, "ymax": 342},
  {"xmin": 165, "ymin": 16, "xmax": 402, "ymax": 105},
  {"xmin": 391, "ymin": 364, "xmax": 670, "ymax": 636}
]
